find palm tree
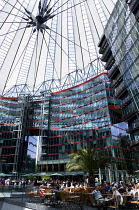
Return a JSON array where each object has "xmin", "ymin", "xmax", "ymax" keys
[{"xmin": 66, "ymin": 145, "xmax": 112, "ymax": 186}]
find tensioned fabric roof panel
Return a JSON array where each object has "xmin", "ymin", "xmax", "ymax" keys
[{"xmin": 0, "ymin": 0, "xmax": 117, "ymax": 96}]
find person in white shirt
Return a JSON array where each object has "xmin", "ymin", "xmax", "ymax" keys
[{"xmin": 109, "ymin": 187, "xmax": 123, "ymax": 205}]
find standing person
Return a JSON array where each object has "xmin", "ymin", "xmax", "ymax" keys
[
  {"xmin": 95, "ymin": 177, "xmax": 99, "ymax": 186},
  {"xmin": 34, "ymin": 178, "xmax": 37, "ymax": 186},
  {"xmin": 26, "ymin": 179, "xmax": 29, "ymax": 185}
]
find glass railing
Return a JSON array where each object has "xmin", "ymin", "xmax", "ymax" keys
[
  {"xmin": 120, "ymin": 95, "xmax": 132, "ymax": 107},
  {"xmin": 114, "ymin": 83, "xmax": 126, "ymax": 98}
]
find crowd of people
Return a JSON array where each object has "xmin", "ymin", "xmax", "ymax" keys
[
  {"xmin": 91, "ymin": 180, "xmax": 139, "ymax": 206},
  {"xmin": 1, "ymin": 176, "xmax": 139, "ymax": 207},
  {"xmin": 37, "ymin": 179, "xmax": 139, "ymax": 207}
]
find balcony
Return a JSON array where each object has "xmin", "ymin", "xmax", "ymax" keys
[
  {"xmin": 99, "ymin": 42, "xmax": 109, "ymax": 54},
  {"xmin": 127, "ymin": 0, "xmax": 139, "ymax": 15},
  {"xmin": 122, "ymin": 107, "xmax": 138, "ymax": 121},
  {"xmin": 114, "ymin": 82, "xmax": 127, "ymax": 99},
  {"xmin": 101, "ymin": 47, "xmax": 112, "ymax": 62},
  {"xmin": 111, "ymin": 74, "xmax": 123, "ymax": 88},
  {"xmin": 130, "ymin": 138, "xmax": 139, "ymax": 148},
  {"xmin": 105, "ymin": 55, "xmax": 115, "ymax": 70},
  {"xmin": 108, "ymin": 64, "xmax": 120, "ymax": 79},
  {"xmin": 126, "ymin": 123, "xmax": 139, "ymax": 133},
  {"xmin": 98, "ymin": 34, "xmax": 107, "ymax": 48},
  {"xmin": 135, "ymin": 9, "xmax": 139, "ymax": 21},
  {"xmin": 120, "ymin": 96, "xmax": 132, "ymax": 109}
]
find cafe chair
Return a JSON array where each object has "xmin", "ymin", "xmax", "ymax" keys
[
  {"xmin": 88, "ymin": 194, "xmax": 103, "ymax": 209},
  {"xmin": 24, "ymin": 188, "xmax": 36, "ymax": 202},
  {"xmin": 107, "ymin": 195, "xmax": 121, "ymax": 209}
]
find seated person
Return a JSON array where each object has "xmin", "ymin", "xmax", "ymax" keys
[
  {"xmin": 39, "ymin": 189, "xmax": 45, "ymax": 197},
  {"xmin": 105, "ymin": 182, "xmax": 112, "ymax": 193},
  {"xmin": 108, "ymin": 187, "xmax": 123, "ymax": 205},
  {"xmin": 92, "ymin": 186, "xmax": 103, "ymax": 204},
  {"xmin": 128, "ymin": 187, "xmax": 135, "ymax": 200},
  {"xmin": 118, "ymin": 184, "xmax": 127, "ymax": 194}
]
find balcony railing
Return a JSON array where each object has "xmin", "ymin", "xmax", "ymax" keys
[
  {"xmin": 130, "ymin": 138, "xmax": 139, "ymax": 148},
  {"xmin": 101, "ymin": 48, "xmax": 112, "ymax": 62},
  {"xmin": 114, "ymin": 82, "xmax": 127, "ymax": 99},
  {"xmin": 99, "ymin": 41, "xmax": 109, "ymax": 54},
  {"xmin": 105, "ymin": 56, "xmax": 115, "ymax": 70},
  {"xmin": 135, "ymin": 9, "xmax": 139, "ymax": 21},
  {"xmin": 126, "ymin": 123, "xmax": 139, "ymax": 133},
  {"xmin": 98, "ymin": 34, "xmax": 107, "ymax": 48},
  {"xmin": 127, "ymin": 0, "xmax": 139, "ymax": 14},
  {"xmin": 108, "ymin": 64, "xmax": 119, "ymax": 79},
  {"xmin": 111, "ymin": 74, "xmax": 123, "ymax": 88},
  {"xmin": 122, "ymin": 107, "xmax": 138, "ymax": 121},
  {"xmin": 120, "ymin": 95, "xmax": 132, "ymax": 109}
]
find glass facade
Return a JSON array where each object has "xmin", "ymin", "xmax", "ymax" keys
[
  {"xmin": 36, "ymin": 73, "xmax": 136, "ymax": 181},
  {"xmin": 0, "ymin": 73, "xmax": 138, "ymax": 181},
  {"xmin": 98, "ymin": 0, "xmax": 139, "ymax": 168},
  {"xmin": 0, "ymin": 96, "xmax": 36, "ymax": 174}
]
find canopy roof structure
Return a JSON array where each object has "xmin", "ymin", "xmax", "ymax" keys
[{"xmin": 0, "ymin": 0, "xmax": 117, "ymax": 96}]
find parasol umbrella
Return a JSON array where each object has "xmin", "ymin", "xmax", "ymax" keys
[
  {"xmin": 22, "ymin": 173, "xmax": 36, "ymax": 177},
  {"xmin": 50, "ymin": 173, "xmax": 63, "ymax": 179},
  {"xmin": 0, "ymin": 173, "xmax": 7, "ymax": 177},
  {"xmin": 0, "ymin": 173, "xmax": 15, "ymax": 177},
  {"xmin": 50, "ymin": 173, "xmax": 63, "ymax": 176}
]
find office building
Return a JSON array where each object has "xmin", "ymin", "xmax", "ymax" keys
[{"xmin": 98, "ymin": 0, "xmax": 139, "ymax": 149}]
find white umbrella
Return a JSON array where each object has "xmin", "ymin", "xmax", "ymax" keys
[{"xmin": 51, "ymin": 173, "xmax": 63, "ymax": 176}]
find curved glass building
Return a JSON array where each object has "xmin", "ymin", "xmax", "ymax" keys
[{"xmin": 0, "ymin": 0, "xmax": 139, "ymax": 182}]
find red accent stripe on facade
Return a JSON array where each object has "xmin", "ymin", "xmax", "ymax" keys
[
  {"xmin": 28, "ymin": 120, "xmax": 41, "ymax": 122},
  {"xmin": 0, "ymin": 116, "xmax": 16, "ymax": 118},
  {"xmin": 0, "ymin": 155, "xmax": 10, "ymax": 156},
  {"xmin": 29, "ymin": 114, "xmax": 40, "ymax": 116},
  {"xmin": 27, "ymin": 127, "xmax": 41, "ymax": 130},
  {"xmin": 0, "ymin": 97, "xmax": 18, "ymax": 100},
  {"xmin": 51, "ymin": 80, "xmax": 111, "ymax": 101},
  {"xmin": 0, "ymin": 110, "xmax": 17, "ymax": 112},
  {"xmin": 0, "ymin": 123, "xmax": 15, "ymax": 126},
  {"xmin": 26, "ymin": 149, "xmax": 36, "ymax": 154},
  {"xmin": 52, "ymin": 72, "xmax": 108, "ymax": 94},
  {"xmin": 98, "ymin": 145, "xmax": 135, "ymax": 152},
  {"xmin": 30, "ymin": 100, "xmax": 42, "ymax": 103},
  {"xmin": 114, "ymin": 157, "xmax": 137, "ymax": 161},
  {"xmin": 29, "ymin": 107, "xmax": 41, "ymax": 110},
  {"xmin": 51, "ymin": 88, "xmax": 114, "ymax": 108},
  {"xmin": 22, "ymin": 164, "xmax": 35, "ymax": 167},
  {"xmin": 1, "ymin": 131, "xmax": 14, "ymax": 133},
  {"xmin": 0, "ymin": 104, "xmax": 18, "ymax": 106},
  {"xmin": 24, "ymin": 156, "xmax": 35, "ymax": 160}
]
